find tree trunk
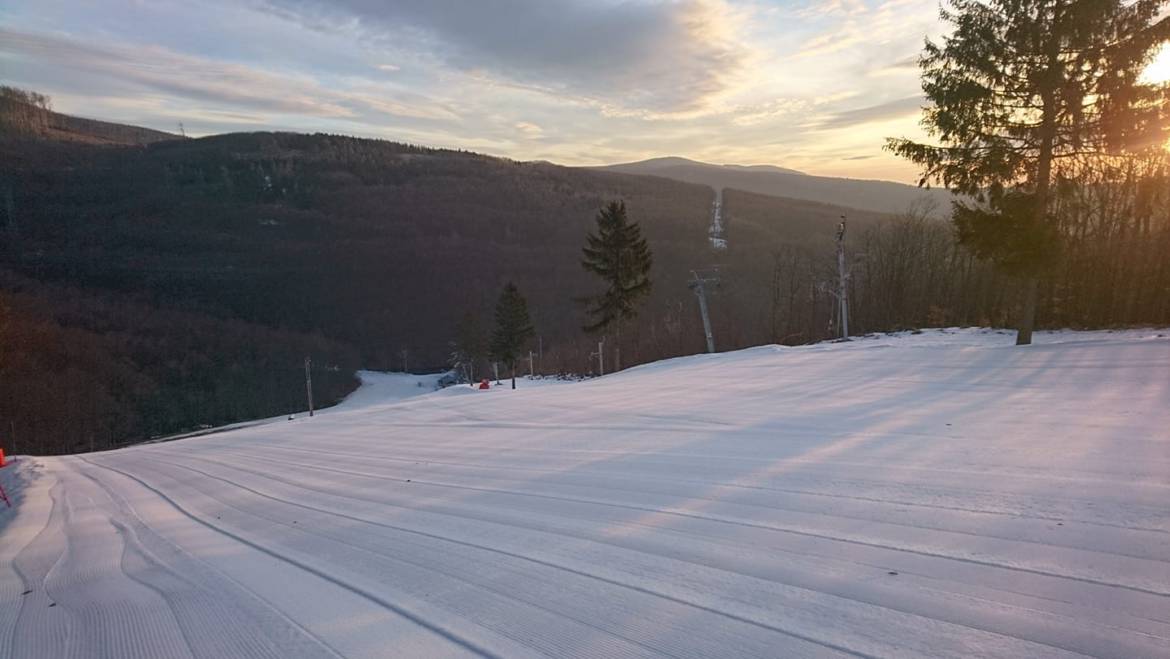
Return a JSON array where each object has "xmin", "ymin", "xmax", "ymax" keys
[
  {"xmin": 1016, "ymin": 276, "xmax": 1038, "ymax": 346},
  {"xmin": 1017, "ymin": 0, "xmax": 1062, "ymax": 346},
  {"xmin": 511, "ymin": 363, "xmax": 516, "ymax": 390},
  {"xmin": 1020, "ymin": 115, "xmax": 1054, "ymax": 347}
]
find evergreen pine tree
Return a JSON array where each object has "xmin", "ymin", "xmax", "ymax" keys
[
  {"xmin": 887, "ymin": 0, "xmax": 1169, "ymax": 344},
  {"xmin": 580, "ymin": 200, "xmax": 653, "ymax": 370},
  {"xmin": 490, "ymin": 282, "xmax": 535, "ymax": 390}
]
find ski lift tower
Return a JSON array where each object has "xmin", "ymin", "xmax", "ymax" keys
[
  {"xmin": 688, "ymin": 269, "xmax": 720, "ymax": 353},
  {"xmin": 835, "ymin": 216, "xmax": 850, "ymax": 339}
]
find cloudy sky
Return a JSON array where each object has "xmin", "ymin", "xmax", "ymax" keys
[{"xmin": 1, "ymin": 0, "xmax": 953, "ymax": 181}]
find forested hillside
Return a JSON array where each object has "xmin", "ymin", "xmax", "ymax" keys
[
  {"xmin": 0, "ymin": 125, "xmax": 724, "ymax": 453},
  {"xmin": 2, "ymin": 93, "xmax": 1168, "ymax": 455}
]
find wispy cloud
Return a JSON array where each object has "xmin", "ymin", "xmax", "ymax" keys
[
  {"xmin": 0, "ymin": 28, "xmax": 458, "ymax": 121},
  {"xmin": 262, "ymin": 0, "xmax": 755, "ymax": 115},
  {"xmin": 811, "ymin": 95, "xmax": 923, "ymax": 130},
  {"xmin": 0, "ymin": 0, "xmax": 946, "ymax": 181},
  {"xmin": 867, "ymin": 55, "xmax": 920, "ymax": 78},
  {"xmin": 514, "ymin": 121, "xmax": 544, "ymax": 139}
]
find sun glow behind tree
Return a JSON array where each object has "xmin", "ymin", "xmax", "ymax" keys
[
  {"xmin": 1141, "ymin": 42, "xmax": 1170, "ymax": 148},
  {"xmin": 1140, "ymin": 41, "xmax": 1170, "ymax": 83}
]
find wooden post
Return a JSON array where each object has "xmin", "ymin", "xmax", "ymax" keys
[{"xmin": 304, "ymin": 356, "xmax": 314, "ymax": 417}]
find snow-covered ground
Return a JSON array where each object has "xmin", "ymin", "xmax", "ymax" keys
[
  {"xmin": 331, "ymin": 370, "xmax": 449, "ymax": 411},
  {"xmin": 2, "ymin": 328, "xmax": 1168, "ymax": 658},
  {"xmin": 139, "ymin": 371, "xmax": 454, "ymax": 444}
]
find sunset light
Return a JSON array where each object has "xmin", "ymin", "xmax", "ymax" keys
[
  {"xmin": 1141, "ymin": 42, "xmax": 1170, "ymax": 85},
  {"xmin": 2, "ymin": 3, "xmax": 1170, "ymax": 658}
]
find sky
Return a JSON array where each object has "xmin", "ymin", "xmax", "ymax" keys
[{"xmin": 0, "ymin": 1, "xmax": 1017, "ymax": 182}]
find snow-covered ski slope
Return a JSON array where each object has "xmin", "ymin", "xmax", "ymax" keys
[{"xmin": 2, "ymin": 328, "xmax": 1168, "ymax": 658}]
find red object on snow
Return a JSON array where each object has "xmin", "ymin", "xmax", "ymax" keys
[
  {"xmin": 478, "ymin": 379, "xmax": 491, "ymax": 390},
  {"xmin": 0, "ymin": 448, "xmax": 5, "ymax": 468}
]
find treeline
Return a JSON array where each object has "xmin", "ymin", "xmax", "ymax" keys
[
  {"xmin": 0, "ymin": 86, "xmax": 176, "ymax": 145},
  {"xmin": 1046, "ymin": 155, "xmax": 1170, "ymax": 326},
  {"xmin": 0, "ymin": 87, "xmax": 52, "ymax": 134}
]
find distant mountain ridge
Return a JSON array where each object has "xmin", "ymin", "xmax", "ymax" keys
[
  {"xmin": 597, "ymin": 157, "xmax": 951, "ymax": 215},
  {"xmin": 606, "ymin": 156, "xmax": 807, "ymax": 177}
]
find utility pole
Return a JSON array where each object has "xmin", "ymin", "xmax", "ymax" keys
[
  {"xmin": 688, "ymin": 270, "xmax": 718, "ymax": 354},
  {"xmin": 304, "ymin": 356, "xmax": 315, "ymax": 417},
  {"xmin": 178, "ymin": 122, "xmax": 186, "ymax": 138},
  {"xmin": 590, "ymin": 338, "xmax": 605, "ymax": 376},
  {"xmin": 836, "ymin": 216, "xmax": 850, "ymax": 339}
]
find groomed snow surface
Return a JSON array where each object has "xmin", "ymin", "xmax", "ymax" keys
[{"xmin": 2, "ymin": 328, "xmax": 1168, "ymax": 658}]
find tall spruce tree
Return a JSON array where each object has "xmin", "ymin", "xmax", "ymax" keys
[
  {"xmin": 490, "ymin": 282, "xmax": 535, "ymax": 390},
  {"xmin": 887, "ymin": 0, "xmax": 1169, "ymax": 344},
  {"xmin": 580, "ymin": 200, "xmax": 653, "ymax": 370}
]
